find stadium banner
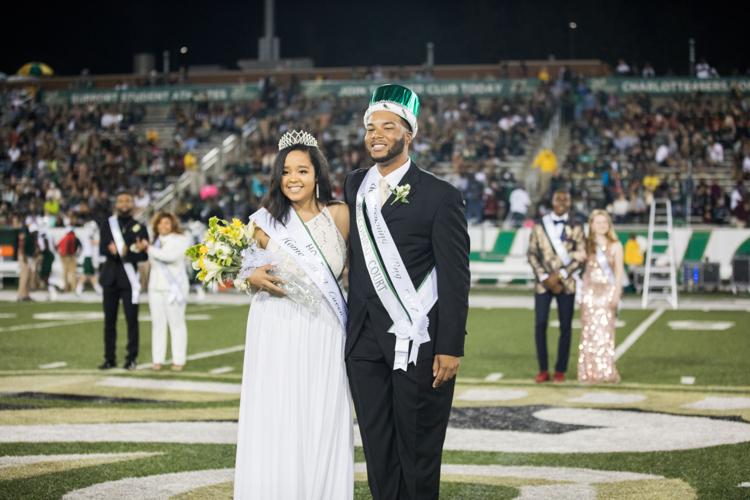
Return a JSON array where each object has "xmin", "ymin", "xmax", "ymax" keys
[
  {"xmin": 43, "ymin": 85, "xmax": 260, "ymax": 105},
  {"xmin": 300, "ymin": 79, "xmax": 541, "ymax": 98},
  {"xmin": 590, "ymin": 77, "xmax": 750, "ymax": 95},
  {"xmin": 43, "ymin": 79, "xmax": 541, "ymax": 105},
  {"xmin": 44, "ymin": 78, "xmax": 750, "ymax": 105}
]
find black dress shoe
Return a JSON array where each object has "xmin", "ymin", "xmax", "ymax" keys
[
  {"xmin": 123, "ymin": 360, "xmax": 137, "ymax": 371},
  {"xmin": 98, "ymin": 360, "xmax": 116, "ymax": 370}
]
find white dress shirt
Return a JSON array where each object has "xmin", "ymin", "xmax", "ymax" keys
[
  {"xmin": 539, "ymin": 212, "xmax": 570, "ymax": 283},
  {"xmin": 378, "ymin": 158, "xmax": 411, "ymax": 190},
  {"xmin": 550, "ymin": 213, "xmax": 569, "ymax": 239}
]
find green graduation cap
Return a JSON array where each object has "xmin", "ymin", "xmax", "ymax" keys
[{"xmin": 364, "ymin": 84, "xmax": 421, "ymax": 137}]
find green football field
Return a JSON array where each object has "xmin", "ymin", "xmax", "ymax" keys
[{"xmin": 0, "ymin": 297, "xmax": 749, "ymax": 499}]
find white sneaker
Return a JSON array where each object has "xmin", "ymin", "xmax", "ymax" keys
[
  {"xmin": 94, "ymin": 284, "xmax": 103, "ymax": 295},
  {"xmin": 75, "ymin": 283, "xmax": 84, "ymax": 296},
  {"xmin": 48, "ymin": 286, "xmax": 58, "ymax": 301}
]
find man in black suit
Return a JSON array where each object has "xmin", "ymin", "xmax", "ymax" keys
[
  {"xmin": 97, "ymin": 190, "xmax": 149, "ymax": 370},
  {"xmin": 345, "ymin": 84, "xmax": 470, "ymax": 500}
]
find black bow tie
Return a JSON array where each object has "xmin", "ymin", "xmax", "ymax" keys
[{"xmin": 553, "ymin": 219, "xmax": 566, "ymax": 225}]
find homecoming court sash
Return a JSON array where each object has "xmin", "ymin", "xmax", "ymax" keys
[
  {"xmin": 250, "ymin": 207, "xmax": 348, "ymax": 331},
  {"xmin": 108, "ymin": 215, "xmax": 141, "ymax": 304},
  {"xmin": 154, "ymin": 238, "xmax": 186, "ymax": 305},
  {"xmin": 596, "ymin": 246, "xmax": 616, "ymax": 286},
  {"xmin": 542, "ymin": 213, "xmax": 572, "ymax": 266},
  {"xmin": 355, "ymin": 166, "xmax": 438, "ymax": 371}
]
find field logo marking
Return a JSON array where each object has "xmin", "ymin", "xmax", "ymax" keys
[
  {"xmin": 96, "ymin": 376, "xmax": 241, "ymax": 394},
  {"xmin": 457, "ymin": 389, "xmax": 527, "ymax": 401},
  {"xmin": 683, "ymin": 396, "xmax": 750, "ymax": 410},
  {"xmin": 568, "ymin": 392, "xmax": 647, "ymax": 405},
  {"xmin": 0, "ymin": 452, "xmax": 162, "ymax": 481},
  {"xmin": 2, "ymin": 410, "xmax": 750, "ymax": 453},
  {"xmin": 63, "ymin": 468, "xmax": 234, "ymax": 500}
]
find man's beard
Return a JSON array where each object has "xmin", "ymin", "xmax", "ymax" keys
[
  {"xmin": 368, "ymin": 136, "xmax": 406, "ymax": 164},
  {"xmin": 117, "ymin": 208, "xmax": 132, "ymax": 217}
]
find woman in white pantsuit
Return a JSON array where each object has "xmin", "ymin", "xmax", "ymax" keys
[{"xmin": 147, "ymin": 212, "xmax": 191, "ymax": 371}]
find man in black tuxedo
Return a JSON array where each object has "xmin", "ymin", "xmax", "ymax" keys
[
  {"xmin": 97, "ymin": 190, "xmax": 149, "ymax": 370},
  {"xmin": 345, "ymin": 84, "xmax": 470, "ymax": 500}
]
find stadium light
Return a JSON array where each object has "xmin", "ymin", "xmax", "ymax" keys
[
  {"xmin": 180, "ymin": 46, "xmax": 189, "ymax": 55},
  {"xmin": 568, "ymin": 21, "xmax": 577, "ymax": 59}
]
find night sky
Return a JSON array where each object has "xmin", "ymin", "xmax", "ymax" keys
[{"xmin": 2, "ymin": 0, "xmax": 746, "ymax": 77}]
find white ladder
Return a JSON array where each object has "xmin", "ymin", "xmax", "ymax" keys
[{"xmin": 642, "ymin": 198, "xmax": 679, "ymax": 309}]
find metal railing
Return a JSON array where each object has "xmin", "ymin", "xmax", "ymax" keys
[{"xmin": 146, "ymin": 124, "xmax": 257, "ymax": 220}]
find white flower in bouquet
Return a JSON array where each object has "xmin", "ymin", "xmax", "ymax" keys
[{"xmin": 203, "ymin": 259, "xmax": 223, "ymax": 283}]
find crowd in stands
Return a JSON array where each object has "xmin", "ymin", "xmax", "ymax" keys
[
  {"xmin": 550, "ymin": 82, "xmax": 750, "ymax": 227},
  {"xmin": 3, "ymin": 68, "xmax": 750, "ymax": 238},
  {"xmin": 612, "ymin": 57, "xmax": 750, "ymax": 79},
  {"xmin": 166, "ymin": 78, "xmax": 558, "ymax": 225},
  {"xmin": 0, "ymin": 89, "xmax": 261, "ymax": 229}
]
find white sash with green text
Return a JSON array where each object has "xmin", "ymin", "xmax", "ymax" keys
[
  {"xmin": 542, "ymin": 214, "xmax": 571, "ymax": 266},
  {"xmin": 355, "ymin": 166, "xmax": 438, "ymax": 371},
  {"xmin": 108, "ymin": 215, "xmax": 140, "ymax": 305},
  {"xmin": 250, "ymin": 208, "xmax": 347, "ymax": 331}
]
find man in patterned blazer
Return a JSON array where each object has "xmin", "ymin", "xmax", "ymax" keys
[{"xmin": 527, "ymin": 189, "xmax": 586, "ymax": 383}]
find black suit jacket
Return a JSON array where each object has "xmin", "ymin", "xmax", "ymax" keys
[
  {"xmin": 344, "ymin": 162, "xmax": 470, "ymax": 364},
  {"xmin": 97, "ymin": 215, "xmax": 149, "ymax": 289}
]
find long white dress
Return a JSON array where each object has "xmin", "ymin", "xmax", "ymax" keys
[{"xmin": 234, "ymin": 208, "xmax": 353, "ymax": 499}]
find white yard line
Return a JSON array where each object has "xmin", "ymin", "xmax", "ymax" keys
[
  {"xmin": 209, "ymin": 366, "xmax": 235, "ymax": 375},
  {"xmin": 0, "ymin": 320, "xmax": 96, "ymax": 333},
  {"xmin": 136, "ymin": 345, "xmax": 245, "ymax": 370},
  {"xmin": 38, "ymin": 362, "xmax": 67, "ymax": 369},
  {"xmin": 484, "ymin": 372, "xmax": 504, "ymax": 382},
  {"xmin": 1, "ymin": 304, "xmax": 233, "ymax": 335},
  {"xmin": 614, "ymin": 307, "xmax": 666, "ymax": 361}
]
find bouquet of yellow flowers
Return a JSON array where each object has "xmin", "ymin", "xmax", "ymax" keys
[
  {"xmin": 185, "ymin": 217, "xmax": 257, "ymax": 291},
  {"xmin": 185, "ymin": 215, "xmax": 322, "ymax": 309}
]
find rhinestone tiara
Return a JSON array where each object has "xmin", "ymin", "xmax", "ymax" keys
[{"xmin": 278, "ymin": 130, "xmax": 319, "ymax": 151}]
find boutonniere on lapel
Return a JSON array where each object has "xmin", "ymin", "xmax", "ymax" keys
[
  {"xmin": 390, "ymin": 184, "xmax": 411, "ymax": 205},
  {"xmin": 132, "ymin": 223, "xmax": 141, "ymax": 233}
]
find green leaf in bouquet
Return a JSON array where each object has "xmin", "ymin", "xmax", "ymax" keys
[{"xmin": 185, "ymin": 244, "xmax": 202, "ymax": 260}]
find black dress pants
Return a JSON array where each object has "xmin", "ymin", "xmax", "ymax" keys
[
  {"xmin": 534, "ymin": 291, "xmax": 575, "ymax": 373},
  {"xmin": 102, "ymin": 285, "xmax": 139, "ymax": 363},
  {"xmin": 347, "ymin": 324, "xmax": 454, "ymax": 500}
]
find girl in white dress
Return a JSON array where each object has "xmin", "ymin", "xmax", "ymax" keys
[{"xmin": 234, "ymin": 130, "xmax": 353, "ymax": 499}]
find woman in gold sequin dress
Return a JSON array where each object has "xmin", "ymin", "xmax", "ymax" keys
[{"xmin": 578, "ymin": 210, "xmax": 624, "ymax": 383}]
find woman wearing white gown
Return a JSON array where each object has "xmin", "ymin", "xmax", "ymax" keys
[{"xmin": 234, "ymin": 130, "xmax": 353, "ymax": 499}]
